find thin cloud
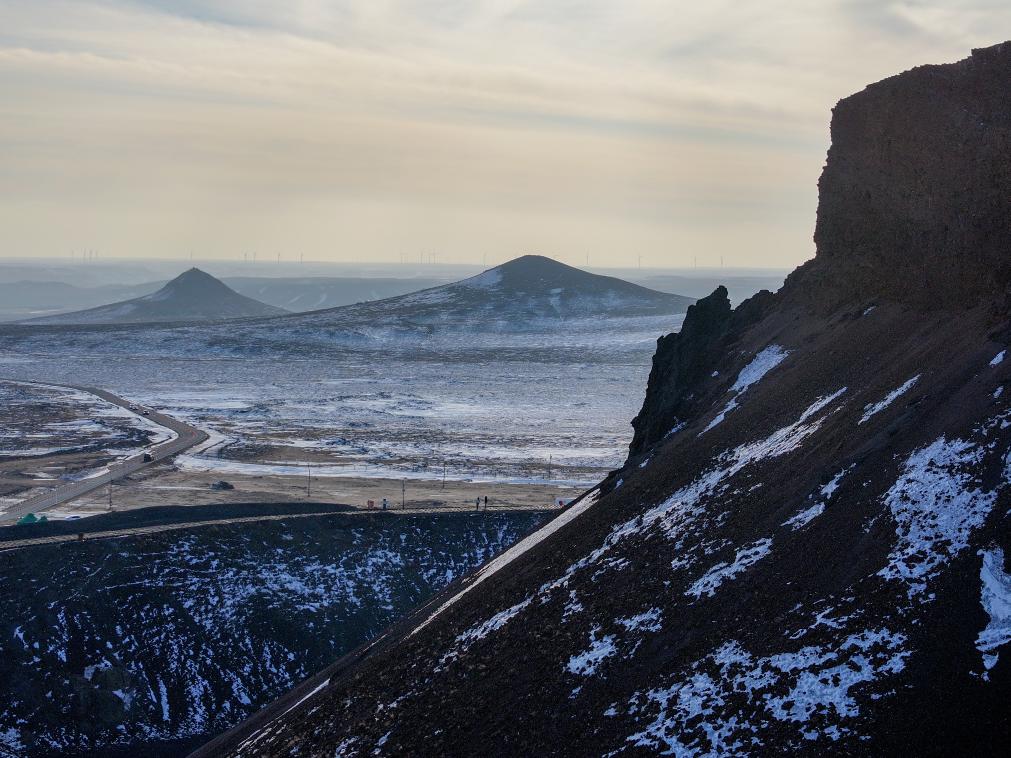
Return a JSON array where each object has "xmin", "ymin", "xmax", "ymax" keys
[{"xmin": 0, "ymin": 1, "xmax": 1008, "ymax": 266}]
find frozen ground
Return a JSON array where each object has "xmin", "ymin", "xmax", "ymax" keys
[
  {"xmin": 0, "ymin": 381, "xmax": 175, "ymax": 505},
  {"xmin": 0, "ymin": 315, "xmax": 680, "ymax": 489},
  {"xmin": 0, "ymin": 381, "xmax": 172, "ymax": 458}
]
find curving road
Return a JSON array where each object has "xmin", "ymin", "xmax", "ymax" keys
[{"xmin": 2, "ymin": 384, "xmax": 208, "ymax": 523}]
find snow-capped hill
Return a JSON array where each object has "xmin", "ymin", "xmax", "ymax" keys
[
  {"xmin": 297, "ymin": 255, "xmax": 693, "ymax": 326},
  {"xmin": 202, "ymin": 44, "xmax": 1011, "ymax": 757},
  {"xmin": 22, "ymin": 268, "xmax": 286, "ymax": 325}
]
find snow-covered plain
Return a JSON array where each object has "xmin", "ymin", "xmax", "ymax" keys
[
  {"xmin": 0, "ymin": 315, "xmax": 681, "ymax": 487},
  {"xmin": 0, "ymin": 381, "xmax": 173, "ymax": 458}
]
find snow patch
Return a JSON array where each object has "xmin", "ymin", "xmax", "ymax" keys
[
  {"xmin": 783, "ymin": 502, "xmax": 825, "ymax": 531},
  {"xmin": 731, "ymin": 346, "xmax": 791, "ymax": 394},
  {"xmin": 783, "ymin": 468, "xmax": 850, "ymax": 530},
  {"xmin": 820, "ymin": 468, "xmax": 849, "ymax": 499},
  {"xmin": 627, "ymin": 629, "xmax": 908, "ymax": 754},
  {"xmin": 619, "ymin": 608, "xmax": 663, "ymax": 633},
  {"xmin": 878, "ymin": 436, "xmax": 998, "ymax": 597},
  {"xmin": 976, "ymin": 547, "xmax": 1011, "ymax": 676},
  {"xmin": 991, "ymin": 350, "xmax": 1006, "ymax": 367},
  {"xmin": 703, "ymin": 345, "xmax": 790, "ymax": 433},
  {"xmin": 687, "ymin": 538, "xmax": 773, "ymax": 599},
  {"xmin": 859, "ymin": 375, "xmax": 920, "ymax": 425},
  {"xmin": 566, "ymin": 626, "xmax": 617, "ymax": 676}
]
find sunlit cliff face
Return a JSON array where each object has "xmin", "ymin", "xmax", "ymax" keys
[{"xmin": 1, "ymin": 1, "xmax": 1007, "ymax": 267}]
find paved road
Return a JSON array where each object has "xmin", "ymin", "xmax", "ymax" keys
[{"xmin": 2, "ymin": 383, "xmax": 208, "ymax": 523}]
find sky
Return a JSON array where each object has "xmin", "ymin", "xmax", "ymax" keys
[{"xmin": 0, "ymin": 1, "xmax": 1008, "ymax": 269}]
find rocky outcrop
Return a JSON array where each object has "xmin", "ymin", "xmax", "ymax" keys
[
  {"xmin": 628, "ymin": 287, "xmax": 773, "ymax": 457},
  {"xmin": 787, "ymin": 42, "xmax": 1011, "ymax": 312},
  {"xmin": 632, "ymin": 41, "xmax": 1010, "ymax": 455}
]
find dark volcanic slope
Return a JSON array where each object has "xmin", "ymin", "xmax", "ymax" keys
[
  {"xmin": 214, "ymin": 43, "xmax": 1011, "ymax": 757},
  {"xmin": 23, "ymin": 269, "xmax": 286, "ymax": 325}
]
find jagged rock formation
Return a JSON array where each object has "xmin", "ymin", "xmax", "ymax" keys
[
  {"xmin": 628, "ymin": 286, "xmax": 774, "ymax": 457},
  {"xmin": 22, "ymin": 269, "xmax": 286, "ymax": 325},
  {"xmin": 199, "ymin": 44, "xmax": 1011, "ymax": 757}
]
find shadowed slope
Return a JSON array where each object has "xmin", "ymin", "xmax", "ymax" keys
[{"xmin": 23, "ymin": 269, "xmax": 287, "ymax": 325}]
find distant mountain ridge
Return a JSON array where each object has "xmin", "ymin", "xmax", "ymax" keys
[
  {"xmin": 292, "ymin": 255, "xmax": 694, "ymax": 327},
  {"xmin": 22, "ymin": 268, "xmax": 287, "ymax": 325}
]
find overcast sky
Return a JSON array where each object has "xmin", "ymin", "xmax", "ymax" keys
[{"xmin": 1, "ymin": 1, "xmax": 1007, "ymax": 268}]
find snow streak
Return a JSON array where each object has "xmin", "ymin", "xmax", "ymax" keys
[
  {"xmin": 859, "ymin": 375, "xmax": 920, "ymax": 425},
  {"xmin": 976, "ymin": 547, "xmax": 1011, "ymax": 675},
  {"xmin": 702, "ymin": 345, "xmax": 790, "ymax": 433},
  {"xmin": 686, "ymin": 538, "xmax": 773, "ymax": 599}
]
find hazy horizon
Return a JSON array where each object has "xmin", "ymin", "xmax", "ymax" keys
[{"xmin": 2, "ymin": 2, "xmax": 1008, "ymax": 268}]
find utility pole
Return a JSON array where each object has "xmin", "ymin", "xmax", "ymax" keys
[
  {"xmin": 108, "ymin": 481, "xmax": 113, "ymax": 511},
  {"xmin": 306, "ymin": 460, "xmax": 311, "ymax": 498},
  {"xmin": 547, "ymin": 455, "xmax": 553, "ymax": 481},
  {"xmin": 402, "ymin": 479, "xmax": 406, "ymax": 509},
  {"xmin": 442, "ymin": 461, "xmax": 447, "ymax": 489}
]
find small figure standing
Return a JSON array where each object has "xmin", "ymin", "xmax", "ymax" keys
[
  {"xmin": 382, "ymin": 497, "xmax": 388, "ymax": 511},
  {"xmin": 475, "ymin": 496, "xmax": 480, "ymax": 511},
  {"xmin": 483, "ymin": 495, "xmax": 488, "ymax": 509}
]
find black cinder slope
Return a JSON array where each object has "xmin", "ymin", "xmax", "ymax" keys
[
  {"xmin": 22, "ymin": 268, "xmax": 287, "ymax": 325},
  {"xmin": 128, "ymin": 43, "xmax": 1011, "ymax": 757}
]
